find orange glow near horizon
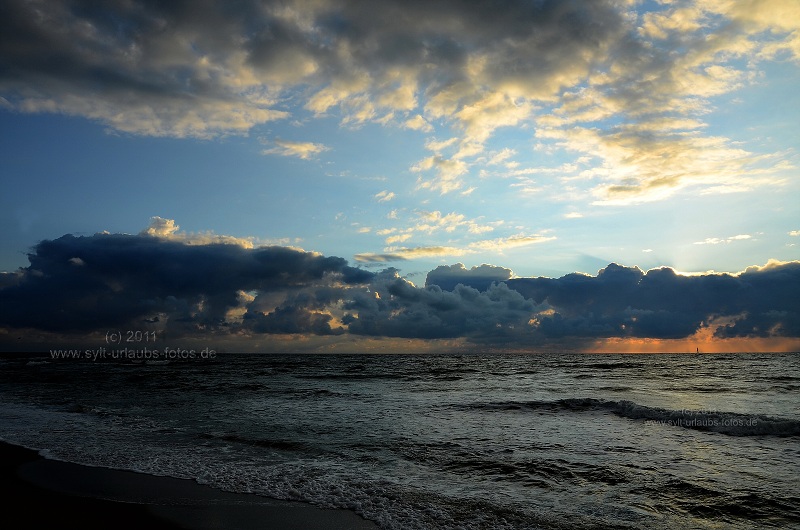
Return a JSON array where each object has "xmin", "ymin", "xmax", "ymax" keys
[
  {"xmin": 584, "ymin": 315, "xmax": 800, "ymax": 353},
  {"xmin": 585, "ymin": 335, "xmax": 800, "ymax": 354}
]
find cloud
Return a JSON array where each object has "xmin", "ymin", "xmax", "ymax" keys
[
  {"xmin": 244, "ymin": 306, "xmax": 345, "ymax": 336},
  {"xmin": 412, "ymin": 156, "xmax": 469, "ymax": 194},
  {"xmin": 1, "ymin": 0, "xmax": 795, "ymax": 202},
  {"xmin": 403, "ymin": 114, "xmax": 433, "ymax": 132},
  {"xmin": 140, "ymin": 217, "xmax": 256, "ymax": 247},
  {"xmin": 361, "ymin": 210, "xmax": 503, "ymax": 256},
  {"xmin": 352, "ymin": 253, "xmax": 406, "ymax": 264},
  {"xmin": 427, "ymin": 261, "xmax": 800, "ymax": 341},
  {"xmin": 0, "ymin": 221, "xmax": 372, "ymax": 334},
  {"xmin": 414, "ymin": 211, "xmax": 466, "ymax": 233},
  {"xmin": 525, "ymin": 0, "xmax": 797, "ymax": 205},
  {"xmin": 700, "ymin": 0, "xmax": 800, "ymax": 61},
  {"xmin": 354, "ymin": 246, "xmax": 467, "ymax": 263},
  {"xmin": 354, "ymin": 205, "xmax": 553, "ymax": 264},
  {"xmin": 0, "ymin": 0, "xmax": 623, "ymax": 138},
  {"xmin": 426, "ymin": 263, "xmax": 514, "ymax": 292},
  {"xmin": 467, "ymin": 221, "xmax": 496, "ymax": 235},
  {"xmin": 381, "ymin": 209, "xmax": 500, "ymax": 241},
  {"xmin": 694, "ymin": 234, "xmax": 753, "ymax": 245},
  {"xmin": 374, "ymin": 190, "xmax": 396, "ymax": 203},
  {"xmin": 354, "ymin": 232, "xmax": 554, "ymax": 264},
  {"xmin": 1, "ymin": 222, "xmax": 797, "ymax": 347},
  {"xmin": 0, "ymin": 0, "xmax": 631, "ymax": 192},
  {"xmin": 343, "ymin": 269, "xmax": 541, "ymax": 341},
  {"xmin": 487, "ymin": 148, "xmax": 517, "ymax": 166},
  {"xmin": 262, "ymin": 139, "xmax": 330, "ymax": 159},
  {"xmin": 425, "ymin": 137, "xmax": 459, "ymax": 152},
  {"xmin": 0, "ymin": 0, "xmax": 293, "ymax": 138},
  {"xmin": 385, "ymin": 233, "xmax": 412, "ymax": 245},
  {"xmin": 535, "ymin": 124, "xmax": 785, "ymax": 206},
  {"xmin": 468, "ymin": 234, "xmax": 556, "ymax": 252},
  {"xmin": 141, "ymin": 217, "xmax": 180, "ymax": 238},
  {"xmin": 451, "ymin": 93, "xmax": 534, "ymax": 151}
]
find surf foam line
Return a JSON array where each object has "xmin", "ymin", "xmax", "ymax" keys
[{"xmin": 464, "ymin": 398, "xmax": 800, "ymax": 437}]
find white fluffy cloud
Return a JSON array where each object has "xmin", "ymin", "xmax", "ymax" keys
[
  {"xmin": 262, "ymin": 139, "xmax": 330, "ymax": 159},
  {"xmin": 140, "ymin": 217, "xmax": 256, "ymax": 248}
]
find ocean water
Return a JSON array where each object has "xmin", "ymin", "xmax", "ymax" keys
[{"xmin": 0, "ymin": 352, "xmax": 798, "ymax": 529}]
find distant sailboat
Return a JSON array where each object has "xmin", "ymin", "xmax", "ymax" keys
[{"xmin": 696, "ymin": 347, "xmax": 700, "ymax": 354}]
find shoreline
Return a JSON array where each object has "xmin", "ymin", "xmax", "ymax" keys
[{"xmin": 0, "ymin": 441, "xmax": 378, "ymax": 529}]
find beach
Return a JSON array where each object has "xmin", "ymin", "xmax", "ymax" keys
[{"xmin": 0, "ymin": 441, "xmax": 378, "ymax": 529}]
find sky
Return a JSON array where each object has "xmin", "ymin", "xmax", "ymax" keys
[{"xmin": 1, "ymin": 0, "xmax": 799, "ymax": 353}]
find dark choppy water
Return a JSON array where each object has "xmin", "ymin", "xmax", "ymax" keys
[{"xmin": 1, "ymin": 352, "xmax": 798, "ymax": 529}]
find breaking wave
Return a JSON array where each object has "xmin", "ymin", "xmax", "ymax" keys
[{"xmin": 465, "ymin": 398, "xmax": 800, "ymax": 437}]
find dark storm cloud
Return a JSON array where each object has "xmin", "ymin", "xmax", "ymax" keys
[
  {"xmin": 343, "ymin": 269, "xmax": 540, "ymax": 341},
  {"xmin": 0, "ymin": 272, "xmax": 23, "ymax": 289},
  {"xmin": 244, "ymin": 305, "xmax": 345, "ymax": 336},
  {"xmin": 427, "ymin": 262, "xmax": 800, "ymax": 340},
  {"xmin": 311, "ymin": 0, "xmax": 623, "ymax": 73},
  {"xmin": 1, "ymin": 229, "xmax": 798, "ymax": 345},
  {"xmin": 241, "ymin": 285, "xmax": 353, "ymax": 335},
  {"xmin": 0, "ymin": 232, "xmax": 372, "ymax": 333},
  {"xmin": 426, "ymin": 263, "xmax": 513, "ymax": 292}
]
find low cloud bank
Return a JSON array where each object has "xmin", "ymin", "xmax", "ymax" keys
[
  {"xmin": 0, "ymin": 230, "xmax": 371, "ymax": 335},
  {"xmin": 1, "ymin": 225, "xmax": 798, "ymax": 348},
  {"xmin": 426, "ymin": 262, "xmax": 800, "ymax": 340}
]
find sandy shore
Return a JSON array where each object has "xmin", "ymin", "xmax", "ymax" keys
[{"xmin": 0, "ymin": 441, "xmax": 378, "ymax": 529}]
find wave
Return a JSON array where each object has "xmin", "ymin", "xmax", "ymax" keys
[
  {"xmin": 441, "ymin": 456, "xmax": 629, "ymax": 487},
  {"xmin": 466, "ymin": 398, "xmax": 800, "ymax": 437},
  {"xmin": 633, "ymin": 478, "xmax": 800, "ymax": 522}
]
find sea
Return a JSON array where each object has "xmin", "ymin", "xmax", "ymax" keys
[{"xmin": 1, "ymin": 352, "xmax": 798, "ymax": 529}]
